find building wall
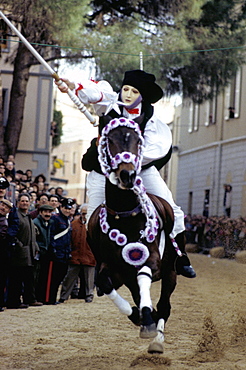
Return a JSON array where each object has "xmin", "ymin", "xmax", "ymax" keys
[
  {"xmin": 176, "ymin": 66, "xmax": 246, "ymax": 218},
  {"xmin": 1, "ymin": 28, "xmax": 53, "ymax": 180},
  {"xmin": 51, "ymin": 139, "xmax": 92, "ymax": 204}
]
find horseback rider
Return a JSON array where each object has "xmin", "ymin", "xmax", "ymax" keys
[{"xmin": 55, "ymin": 69, "xmax": 196, "ymax": 278}]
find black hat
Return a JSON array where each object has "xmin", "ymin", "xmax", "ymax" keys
[
  {"xmin": 61, "ymin": 198, "xmax": 75, "ymax": 209},
  {"xmin": 39, "ymin": 204, "xmax": 54, "ymax": 211},
  {"xmin": 0, "ymin": 177, "xmax": 10, "ymax": 190},
  {"xmin": 121, "ymin": 70, "xmax": 163, "ymax": 104}
]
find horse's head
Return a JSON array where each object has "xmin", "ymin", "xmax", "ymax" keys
[{"xmin": 98, "ymin": 118, "xmax": 144, "ymax": 189}]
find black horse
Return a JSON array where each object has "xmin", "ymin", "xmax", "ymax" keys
[{"xmin": 87, "ymin": 117, "xmax": 177, "ymax": 353}]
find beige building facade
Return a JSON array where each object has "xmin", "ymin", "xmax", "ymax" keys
[
  {"xmin": 174, "ymin": 66, "xmax": 246, "ymax": 218},
  {"xmin": 1, "ymin": 15, "xmax": 53, "ymax": 180}
]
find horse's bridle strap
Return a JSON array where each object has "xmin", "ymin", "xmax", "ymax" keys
[{"xmin": 105, "ymin": 203, "xmax": 142, "ymax": 219}]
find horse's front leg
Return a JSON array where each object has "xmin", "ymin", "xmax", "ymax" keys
[
  {"xmin": 137, "ymin": 266, "xmax": 157, "ymax": 338},
  {"xmin": 97, "ymin": 265, "xmax": 133, "ymax": 316}
]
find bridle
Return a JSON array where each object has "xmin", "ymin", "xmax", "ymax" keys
[
  {"xmin": 98, "ymin": 117, "xmax": 159, "ymax": 267},
  {"xmin": 98, "ymin": 117, "xmax": 144, "ymax": 180}
]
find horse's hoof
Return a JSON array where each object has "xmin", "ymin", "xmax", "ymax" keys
[
  {"xmin": 148, "ymin": 341, "xmax": 164, "ymax": 354},
  {"xmin": 140, "ymin": 323, "xmax": 157, "ymax": 339}
]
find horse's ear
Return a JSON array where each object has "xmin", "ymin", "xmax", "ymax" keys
[{"xmin": 133, "ymin": 113, "xmax": 144, "ymax": 125}]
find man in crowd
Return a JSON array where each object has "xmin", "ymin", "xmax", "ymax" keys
[
  {"xmin": 46, "ymin": 198, "xmax": 74, "ymax": 304},
  {"xmin": 6, "ymin": 193, "xmax": 43, "ymax": 309},
  {"xmin": 59, "ymin": 204, "xmax": 96, "ymax": 303},
  {"xmin": 33, "ymin": 204, "xmax": 54, "ymax": 303},
  {"xmin": 0, "ymin": 198, "xmax": 13, "ymax": 311},
  {"xmin": 29, "ymin": 193, "xmax": 49, "ymax": 219},
  {"xmin": 49, "ymin": 194, "xmax": 60, "ymax": 214}
]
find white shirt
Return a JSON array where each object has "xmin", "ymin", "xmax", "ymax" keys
[{"xmin": 74, "ymin": 79, "xmax": 172, "ymax": 166}]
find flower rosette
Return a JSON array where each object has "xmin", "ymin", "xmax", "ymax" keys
[
  {"xmin": 116, "ymin": 233, "xmax": 127, "ymax": 246},
  {"xmin": 122, "ymin": 242, "xmax": 150, "ymax": 267},
  {"xmin": 99, "ymin": 207, "xmax": 106, "ymax": 219},
  {"xmin": 100, "ymin": 220, "xmax": 110, "ymax": 234},
  {"xmin": 109, "ymin": 229, "xmax": 120, "ymax": 242},
  {"xmin": 145, "ymin": 226, "xmax": 156, "ymax": 243}
]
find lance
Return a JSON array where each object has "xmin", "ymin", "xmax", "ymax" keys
[{"xmin": 0, "ymin": 11, "xmax": 98, "ymax": 126}]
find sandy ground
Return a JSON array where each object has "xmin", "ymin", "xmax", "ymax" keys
[{"xmin": 0, "ymin": 253, "xmax": 245, "ymax": 370}]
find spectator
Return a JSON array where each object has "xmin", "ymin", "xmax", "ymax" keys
[
  {"xmin": 21, "ymin": 173, "xmax": 28, "ymax": 182},
  {"xmin": 25, "ymin": 169, "xmax": 33, "ymax": 182},
  {"xmin": 49, "ymin": 194, "xmax": 60, "ymax": 214},
  {"xmin": 34, "ymin": 174, "xmax": 46, "ymax": 184},
  {"xmin": 37, "ymin": 181, "xmax": 45, "ymax": 194},
  {"xmin": 0, "ymin": 177, "xmax": 20, "ymax": 251},
  {"xmin": 0, "ymin": 198, "xmax": 13, "ymax": 312},
  {"xmin": 0, "ymin": 164, "xmax": 5, "ymax": 176},
  {"xmin": 48, "ymin": 187, "xmax": 56, "ymax": 195},
  {"xmin": 7, "ymin": 155, "xmax": 15, "ymax": 163},
  {"xmin": 69, "ymin": 202, "xmax": 77, "ymax": 221},
  {"xmin": 19, "ymin": 181, "xmax": 28, "ymax": 193},
  {"xmin": 4, "ymin": 160, "xmax": 15, "ymax": 179},
  {"xmin": 55, "ymin": 186, "xmax": 64, "ymax": 200},
  {"xmin": 44, "ymin": 183, "xmax": 50, "ymax": 193},
  {"xmin": 31, "ymin": 183, "xmax": 40, "ymax": 194},
  {"xmin": 33, "ymin": 204, "xmax": 54, "ymax": 303},
  {"xmin": 47, "ymin": 198, "xmax": 74, "ymax": 304},
  {"xmin": 29, "ymin": 193, "xmax": 49, "ymax": 219},
  {"xmin": 28, "ymin": 191, "xmax": 38, "ymax": 212},
  {"xmin": 15, "ymin": 170, "xmax": 24, "ymax": 181},
  {"xmin": 223, "ymin": 184, "xmax": 232, "ymax": 217},
  {"xmin": 59, "ymin": 204, "xmax": 96, "ymax": 303},
  {"xmin": 6, "ymin": 193, "xmax": 43, "ymax": 309}
]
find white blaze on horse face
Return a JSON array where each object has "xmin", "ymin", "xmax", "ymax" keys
[{"xmin": 121, "ymin": 85, "xmax": 141, "ymax": 106}]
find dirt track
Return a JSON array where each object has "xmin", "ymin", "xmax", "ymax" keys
[{"xmin": 0, "ymin": 254, "xmax": 245, "ymax": 370}]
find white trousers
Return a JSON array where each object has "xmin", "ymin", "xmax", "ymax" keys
[{"xmin": 86, "ymin": 167, "xmax": 185, "ymax": 238}]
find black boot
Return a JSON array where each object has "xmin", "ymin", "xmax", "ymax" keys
[
  {"xmin": 175, "ymin": 254, "xmax": 196, "ymax": 278},
  {"xmin": 173, "ymin": 232, "xmax": 196, "ymax": 278}
]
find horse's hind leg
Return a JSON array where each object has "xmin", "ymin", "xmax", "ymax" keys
[
  {"xmin": 137, "ymin": 266, "xmax": 157, "ymax": 339},
  {"xmin": 148, "ymin": 319, "xmax": 165, "ymax": 353}
]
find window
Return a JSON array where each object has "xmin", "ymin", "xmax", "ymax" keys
[
  {"xmin": 72, "ymin": 152, "xmax": 77, "ymax": 175},
  {"xmin": 188, "ymin": 101, "xmax": 199, "ymax": 132},
  {"xmin": 62, "ymin": 154, "xmax": 66, "ymax": 176},
  {"xmin": 188, "ymin": 191, "xmax": 193, "ymax": 215},
  {"xmin": 205, "ymin": 96, "xmax": 217, "ymax": 126},
  {"xmin": 203, "ymin": 189, "xmax": 210, "ymax": 217},
  {"xmin": 0, "ymin": 19, "xmax": 10, "ymax": 53},
  {"xmin": 224, "ymin": 68, "xmax": 241, "ymax": 120},
  {"xmin": 2, "ymin": 89, "xmax": 9, "ymax": 126}
]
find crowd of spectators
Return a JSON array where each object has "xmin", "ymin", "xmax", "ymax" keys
[
  {"xmin": 0, "ymin": 155, "xmax": 67, "ymax": 207},
  {"xmin": 185, "ymin": 214, "xmax": 246, "ymax": 257},
  {"xmin": 0, "ymin": 155, "xmax": 96, "ymax": 312}
]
